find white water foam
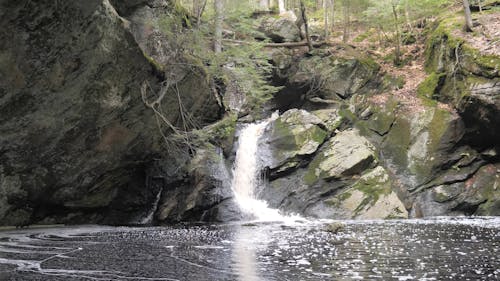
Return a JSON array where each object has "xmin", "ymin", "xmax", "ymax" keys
[{"xmin": 230, "ymin": 116, "xmax": 302, "ymax": 223}]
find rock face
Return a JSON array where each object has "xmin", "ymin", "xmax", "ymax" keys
[
  {"xmin": 424, "ymin": 17, "xmax": 500, "ymax": 152},
  {"xmin": 0, "ymin": 0, "xmax": 222, "ymax": 226},
  {"xmin": 269, "ymin": 47, "xmax": 381, "ymax": 111},
  {"xmin": 156, "ymin": 145, "xmax": 240, "ymax": 223},
  {"xmin": 0, "ymin": 1, "xmax": 498, "ymax": 226},
  {"xmin": 255, "ymin": 19, "xmax": 499, "ymax": 219}
]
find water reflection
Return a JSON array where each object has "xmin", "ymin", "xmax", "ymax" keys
[
  {"xmin": 0, "ymin": 218, "xmax": 498, "ymax": 280},
  {"xmin": 232, "ymin": 226, "xmax": 262, "ymax": 281}
]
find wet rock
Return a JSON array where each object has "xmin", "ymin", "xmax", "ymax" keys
[
  {"xmin": 305, "ymin": 129, "xmax": 377, "ymax": 184},
  {"xmin": 156, "ymin": 145, "xmax": 239, "ymax": 223},
  {"xmin": 324, "ymin": 222, "xmax": 345, "ymax": 233}
]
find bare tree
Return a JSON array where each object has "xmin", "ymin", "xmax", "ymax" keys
[
  {"xmin": 324, "ymin": 0, "xmax": 329, "ymax": 39},
  {"xmin": 342, "ymin": 0, "xmax": 350, "ymax": 43},
  {"xmin": 214, "ymin": 0, "xmax": 223, "ymax": 53},
  {"xmin": 300, "ymin": 0, "xmax": 313, "ymax": 51},
  {"xmin": 193, "ymin": 0, "xmax": 207, "ymax": 26},
  {"xmin": 391, "ymin": 1, "xmax": 402, "ymax": 65},
  {"xmin": 463, "ymin": 0, "xmax": 474, "ymax": 32}
]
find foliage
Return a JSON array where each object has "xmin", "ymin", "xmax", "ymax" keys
[{"xmin": 162, "ymin": 1, "xmax": 281, "ymax": 110}]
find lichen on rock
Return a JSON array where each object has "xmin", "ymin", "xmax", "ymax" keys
[{"xmin": 305, "ymin": 129, "xmax": 377, "ymax": 184}]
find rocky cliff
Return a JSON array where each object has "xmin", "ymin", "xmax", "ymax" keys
[
  {"xmin": 256, "ymin": 13, "xmax": 499, "ymax": 219},
  {"xmin": 0, "ymin": 0, "xmax": 223, "ymax": 226}
]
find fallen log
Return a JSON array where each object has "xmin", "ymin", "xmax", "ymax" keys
[{"xmin": 222, "ymin": 39, "xmax": 333, "ymax": 48}]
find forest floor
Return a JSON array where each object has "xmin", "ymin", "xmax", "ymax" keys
[
  {"xmin": 320, "ymin": 8, "xmax": 499, "ymax": 115},
  {"xmin": 453, "ymin": 12, "xmax": 500, "ymax": 55},
  {"xmin": 343, "ymin": 32, "xmax": 454, "ymax": 114}
]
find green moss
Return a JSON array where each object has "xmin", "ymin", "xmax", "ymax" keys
[
  {"xmin": 212, "ymin": 114, "xmax": 237, "ymax": 139},
  {"xmin": 310, "ymin": 126, "xmax": 328, "ymax": 144},
  {"xmin": 358, "ymin": 55, "xmax": 380, "ymax": 72},
  {"xmin": 191, "ymin": 113, "xmax": 237, "ymax": 148},
  {"xmin": 349, "ymin": 168, "xmax": 392, "ymax": 213},
  {"xmin": 462, "ymin": 45, "xmax": 500, "ymax": 78},
  {"xmin": 417, "ymin": 72, "xmax": 445, "ymax": 100},
  {"xmin": 338, "ymin": 106, "xmax": 357, "ymax": 124},
  {"xmin": 365, "ymin": 100, "xmax": 398, "ymax": 136},
  {"xmin": 272, "ymin": 119, "xmax": 298, "ymax": 151},
  {"xmin": 143, "ymin": 52, "xmax": 164, "ymax": 73},
  {"xmin": 434, "ymin": 190, "xmax": 451, "ymax": 203},
  {"xmin": 427, "ymin": 108, "xmax": 451, "ymax": 152},
  {"xmin": 382, "ymin": 117, "xmax": 411, "ymax": 168},
  {"xmin": 338, "ymin": 192, "xmax": 352, "ymax": 202},
  {"xmin": 304, "ymin": 161, "xmax": 320, "ymax": 186},
  {"xmin": 425, "ymin": 14, "xmax": 499, "ymax": 79}
]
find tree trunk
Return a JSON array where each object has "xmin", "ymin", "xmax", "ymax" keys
[
  {"xmin": 331, "ymin": 0, "xmax": 335, "ymax": 28},
  {"xmin": 300, "ymin": 0, "xmax": 313, "ymax": 51},
  {"xmin": 463, "ymin": 0, "xmax": 474, "ymax": 32},
  {"xmin": 278, "ymin": 0, "xmax": 286, "ymax": 13},
  {"xmin": 214, "ymin": 0, "xmax": 223, "ymax": 53},
  {"xmin": 342, "ymin": 0, "xmax": 349, "ymax": 43},
  {"xmin": 193, "ymin": 0, "xmax": 207, "ymax": 26},
  {"xmin": 391, "ymin": 3, "xmax": 401, "ymax": 65},
  {"xmin": 404, "ymin": 0, "xmax": 413, "ymax": 33},
  {"xmin": 323, "ymin": 0, "xmax": 329, "ymax": 39}
]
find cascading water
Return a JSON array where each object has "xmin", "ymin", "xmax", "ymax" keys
[{"xmin": 230, "ymin": 117, "xmax": 300, "ymax": 222}]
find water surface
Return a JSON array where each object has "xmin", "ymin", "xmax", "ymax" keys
[{"xmin": 0, "ymin": 217, "xmax": 499, "ymax": 280}]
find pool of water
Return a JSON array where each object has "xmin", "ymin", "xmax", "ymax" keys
[{"xmin": 0, "ymin": 217, "xmax": 498, "ymax": 280}]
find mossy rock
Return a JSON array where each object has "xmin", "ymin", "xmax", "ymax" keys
[
  {"xmin": 305, "ymin": 129, "xmax": 377, "ymax": 185},
  {"xmin": 417, "ymin": 72, "xmax": 446, "ymax": 100},
  {"xmin": 290, "ymin": 53, "xmax": 380, "ymax": 100},
  {"xmin": 264, "ymin": 109, "xmax": 328, "ymax": 173},
  {"xmin": 330, "ymin": 166, "xmax": 408, "ymax": 219},
  {"xmin": 381, "ymin": 105, "xmax": 464, "ymax": 188},
  {"xmin": 467, "ymin": 164, "xmax": 500, "ymax": 216},
  {"xmin": 311, "ymin": 108, "xmax": 343, "ymax": 133},
  {"xmin": 354, "ymin": 97, "xmax": 399, "ymax": 138}
]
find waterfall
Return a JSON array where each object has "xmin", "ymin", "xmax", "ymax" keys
[
  {"xmin": 139, "ymin": 187, "xmax": 162, "ymax": 225},
  {"xmin": 231, "ymin": 116, "xmax": 300, "ymax": 222}
]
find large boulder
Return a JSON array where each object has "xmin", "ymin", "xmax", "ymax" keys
[
  {"xmin": 372, "ymin": 104, "xmax": 464, "ymax": 189},
  {"xmin": 260, "ymin": 109, "xmax": 328, "ymax": 176},
  {"xmin": 290, "ymin": 51, "xmax": 381, "ymax": 100},
  {"xmin": 304, "ymin": 129, "xmax": 377, "ymax": 184},
  {"xmin": 259, "ymin": 17, "xmax": 301, "ymax": 43}
]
